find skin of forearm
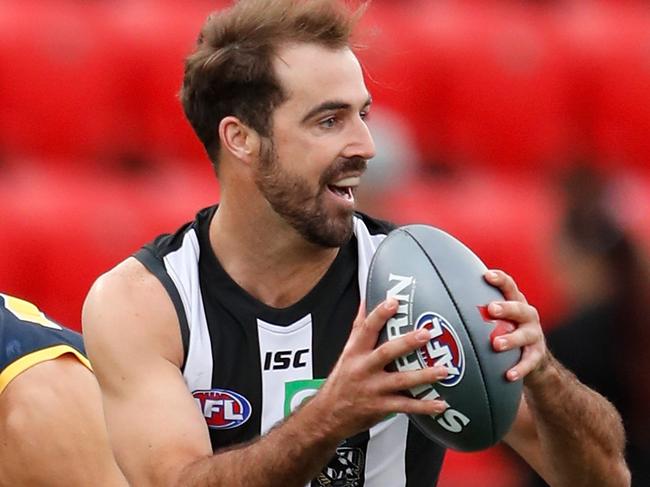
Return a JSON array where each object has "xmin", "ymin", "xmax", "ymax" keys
[
  {"xmin": 177, "ymin": 398, "xmax": 341, "ymax": 487},
  {"xmin": 524, "ymin": 354, "xmax": 629, "ymax": 487}
]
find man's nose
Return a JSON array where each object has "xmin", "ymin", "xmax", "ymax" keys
[{"xmin": 342, "ymin": 115, "xmax": 376, "ymax": 161}]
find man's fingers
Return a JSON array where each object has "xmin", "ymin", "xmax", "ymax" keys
[
  {"xmin": 348, "ymin": 298, "xmax": 398, "ymax": 352},
  {"xmin": 384, "ymin": 396, "xmax": 448, "ymax": 416},
  {"xmin": 488, "ymin": 300, "xmax": 537, "ymax": 328},
  {"xmin": 369, "ymin": 328, "xmax": 430, "ymax": 369},
  {"xmin": 493, "ymin": 324, "xmax": 542, "ymax": 352},
  {"xmin": 506, "ymin": 346, "xmax": 544, "ymax": 381},
  {"xmin": 380, "ymin": 366, "xmax": 449, "ymax": 393},
  {"xmin": 488, "ymin": 302, "xmax": 541, "ymax": 351},
  {"xmin": 484, "ymin": 269, "xmax": 527, "ymax": 304}
]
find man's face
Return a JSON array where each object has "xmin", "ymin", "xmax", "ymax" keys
[{"xmin": 253, "ymin": 43, "xmax": 375, "ymax": 248}]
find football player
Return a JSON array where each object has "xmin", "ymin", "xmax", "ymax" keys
[
  {"xmin": 0, "ymin": 293, "xmax": 127, "ymax": 486},
  {"xmin": 83, "ymin": 1, "xmax": 630, "ymax": 486}
]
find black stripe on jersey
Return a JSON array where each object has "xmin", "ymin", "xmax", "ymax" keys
[
  {"xmin": 134, "ymin": 247, "xmax": 190, "ymax": 367},
  {"xmin": 310, "ymin": 238, "xmax": 359, "ymax": 379},
  {"xmin": 196, "ymin": 210, "xmax": 263, "ymax": 449},
  {"xmin": 405, "ymin": 422, "xmax": 446, "ymax": 487}
]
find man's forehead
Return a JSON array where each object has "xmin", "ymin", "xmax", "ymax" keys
[{"xmin": 273, "ymin": 43, "xmax": 369, "ymax": 108}]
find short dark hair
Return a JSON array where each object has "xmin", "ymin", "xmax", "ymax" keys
[{"xmin": 180, "ymin": 0, "xmax": 366, "ymax": 169}]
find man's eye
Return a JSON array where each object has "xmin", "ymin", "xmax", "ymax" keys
[
  {"xmin": 360, "ymin": 110, "xmax": 370, "ymax": 121},
  {"xmin": 320, "ymin": 117, "xmax": 338, "ymax": 128}
]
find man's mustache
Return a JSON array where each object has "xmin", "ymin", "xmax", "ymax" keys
[{"xmin": 320, "ymin": 157, "xmax": 368, "ymax": 186}]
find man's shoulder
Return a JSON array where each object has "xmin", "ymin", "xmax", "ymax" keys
[
  {"xmin": 83, "ymin": 257, "xmax": 183, "ymax": 366},
  {"xmin": 90, "ymin": 257, "xmax": 162, "ymax": 301}
]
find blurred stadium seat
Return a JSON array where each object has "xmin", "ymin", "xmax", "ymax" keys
[
  {"xmin": 587, "ymin": 5, "xmax": 650, "ymax": 175},
  {"xmin": 105, "ymin": 1, "xmax": 219, "ymax": 166},
  {"xmin": 418, "ymin": 2, "xmax": 575, "ymax": 174},
  {"xmin": 0, "ymin": 2, "xmax": 123, "ymax": 165},
  {"xmin": 379, "ymin": 169, "xmax": 566, "ymax": 326},
  {"xmin": 0, "ymin": 160, "xmax": 217, "ymax": 329}
]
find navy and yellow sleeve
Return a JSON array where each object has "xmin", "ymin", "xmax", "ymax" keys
[{"xmin": 0, "ymin": 293, "xmax": 91, "ymax": 394}]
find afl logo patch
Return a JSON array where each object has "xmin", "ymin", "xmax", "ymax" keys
[
  {"xmin": 192, "ymin": 389, "xmax": 252, "ymax": 430},
  {"xmin": 415, "ymin": 312, "xmax": 465, "ymax": 387}
]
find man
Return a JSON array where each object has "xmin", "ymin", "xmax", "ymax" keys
[
  {"xmin": 0, "ymin": 293, "xmax": 128, "ymax": 486},
  {"xmin": 82, "ymin": 1, "xmax": 630, "ymax": 486}
]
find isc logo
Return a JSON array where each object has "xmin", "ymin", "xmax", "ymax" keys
[
  {"xmin": 416, "ymin": 312, "xmax": 465, "ymax": 387},
  {"xmin": 263, "ymin": 349, "xmax": 309, "ymax": 371},
  {"xmin": 192, "ymin": 389, "xmax": 252, "ymax": 430}
]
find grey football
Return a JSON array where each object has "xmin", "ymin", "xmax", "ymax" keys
[{"xmin": 366, "ymin": 225, "xmax": 522, "ymax": 452}]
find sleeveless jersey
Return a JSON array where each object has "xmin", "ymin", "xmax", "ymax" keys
[
  {"xmin": 0, "ymin": 294, "xmax": 91, "ymax": 394},
  {"xmin": 135, "ymin": 206, "xmax": 446, "ymax": 487}
]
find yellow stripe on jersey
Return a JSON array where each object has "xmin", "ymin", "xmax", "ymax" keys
[
  {"xmin": 0, "ymin": 293, "xmax": 62, "ymax": 330},
  {"xmin": 0, "ymin": 345, "xmax": 92, "ymax": 394}
]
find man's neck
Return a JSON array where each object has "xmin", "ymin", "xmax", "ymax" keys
[{"xmin": 209, "ymin": 202, "xmax": 340, "ymax": 309}]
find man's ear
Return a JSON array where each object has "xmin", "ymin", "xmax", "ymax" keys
[{"xmin": 218, "ymin": 116, "xmax": 260, "ymax": 165}]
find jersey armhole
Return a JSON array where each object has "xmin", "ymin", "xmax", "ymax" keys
[{"xmin": 134, "ymin": 247, "xmax": 190, "ymax": 370}]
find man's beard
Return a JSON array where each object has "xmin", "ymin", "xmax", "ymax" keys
[{"xmin": 253, "ymin": 138, "xmax": 367, "ymax": 248}]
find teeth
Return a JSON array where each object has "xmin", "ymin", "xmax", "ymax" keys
[{"xmin": 331, "ymin": 176, "xmax": 360, "ymax": 188}]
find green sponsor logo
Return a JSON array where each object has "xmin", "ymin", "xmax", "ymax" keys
[
  {"xmin": 284, "ymin": 378, "xmax": 325, "ymax": 417},
  {"xmin": 283, "ymin": 378, "xmax": 395, "ymax": 422}
]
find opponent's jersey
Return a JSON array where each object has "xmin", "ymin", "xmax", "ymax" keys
[
  {"xmin": 0, "ymin": 294, "xmax": 90, "ymax": 394},
  {"xmin": 136, "ymin": 206, "xmax": 445, "ymax": 487}
]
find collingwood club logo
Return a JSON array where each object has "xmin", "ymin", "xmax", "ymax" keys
[
  {"xmin": 314, "ymin": 447, "xmax": 364, "ymax": 487},
  {"xmin": 285, "ymin": 380, "xmax": 365, "ymax": 487}
]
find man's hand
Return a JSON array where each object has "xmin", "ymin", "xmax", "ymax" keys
[
  {"xmin": 484, "ymin": 269, "xmax": 548, "ymax": 382},
  {"xmin": 312, "ymin": 298, "xmax": 449, "ymax": 440},
  {"xmin": 485, "ymin": 269, "xmax": 631, "ymax": 486}
]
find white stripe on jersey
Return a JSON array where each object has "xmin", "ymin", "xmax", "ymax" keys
[
  {"xmin": 352, "ymin": 219, "xmax": 413, "ymax": 486},
  {"xmin": 162, "ymin": 228, "xmax": 213, "ymax": 391},
  {"xmin": 366, "ymin": 414, "xmax": 410, "ymax": 484},
  {"xmin": 257, "ymin": 314, "xmax": 314, "ymax": 434},
  {"xmin": 354, "ymin": 216, "xmax": 388, "ymax": 301}
]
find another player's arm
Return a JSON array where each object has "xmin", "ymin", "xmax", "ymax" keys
[
  {"xmin": 484, "ymin": 270, "xmax": 630, "ymax": 487},
  {"xmin": 83, "ymin": 258, "xmax": 448, "ymax": 487},
  {"xmin": 0, "ymin": 355, "xmax": 128, "ymax": 487}
]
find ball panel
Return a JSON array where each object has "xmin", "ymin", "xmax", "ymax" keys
[
  {"xmin": 402, "ymin": 225, "xmax": 522, "ymax": 443},
  {"xmin": 366, "ymin": 225, "xmax": 523, "ymax": 451},
  {"xmin": 367, "ymin": 228, "xmax": 494, "ymax": 451}
]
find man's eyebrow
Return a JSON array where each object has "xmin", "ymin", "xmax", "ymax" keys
[{"xmin": 301, "ymin": 96, "xmax": 373, "ymax": 124}]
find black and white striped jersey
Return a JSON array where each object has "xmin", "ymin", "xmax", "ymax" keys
[{"xmin": 135, "ymin": 205, "xmax": 445, "ymax": 487}]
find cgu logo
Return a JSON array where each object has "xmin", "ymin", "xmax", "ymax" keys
[
  {"xmin": 193, "ymin": 389, "xmax": 252, "ymax": 430},
  {"xmin": 416, "ymin": 312, "xmax": 465, "ymax": 388}
]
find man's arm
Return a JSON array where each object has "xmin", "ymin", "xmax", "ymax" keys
[
  {"xmin": 484, "ymin": 270, "xmax": 630, "ymax": 486},
  {"xmin": 83, "ymin": 258, "xmax": 448, "ymax": 487},
  {"xmin": 0, "ymin": 355, "xmax": 128, "ymax": 487}
]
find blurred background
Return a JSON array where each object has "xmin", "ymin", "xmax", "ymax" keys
[{"xmin": 1, "ymin": 0, "xmax": 649, "ymax": 485}]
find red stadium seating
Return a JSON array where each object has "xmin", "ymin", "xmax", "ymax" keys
[
  {"xmin": 377, "ymin": 169, "xmax": 567, "ymax": 326},
  {"xmin": 0, "ymin": 160, "xmax": 218, "ymax": 329},
  {"xmin": 586, "ymin": 5, "xmax": 650, "ymax": 174},
  {"xmin": 106, "ymin": 1, "xmax": 227, "ymax": 166},
  {"xmin": 416, "ymin": 2, "xmax": 575, "ymax": 173},
  {"xmin": 0, "ymin": 2, "xmax": 124, "ymax": 164}
]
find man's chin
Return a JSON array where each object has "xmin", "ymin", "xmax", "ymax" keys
[{"xmin": 303, "ymin": 215, "xmax": 354, "ymax": 248}]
